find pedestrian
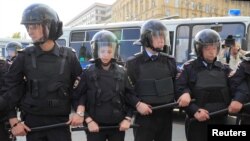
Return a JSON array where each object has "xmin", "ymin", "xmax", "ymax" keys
[
  {"xmin": 2, "ymin": 3, "xmax": 83, "ymax": 141},
  {"xmin": 73, "ymin": 30, "xmax": 137, "ymax": 141},
  {"xmin": 5, "ymin": 41, "xmax": 23, "ymax": 65},
  {"xmin": 176, "ymin": 29, "xmax": 232, "ymax": 141},
  {"xmin": 125, "ymin": 19, "xmax": 178, "ymax": 141},
  {"xmin": 229, "ymin": 53, "xmax": 250, "ymax": 124},
  {"xmin": 218, "ymin": 35, "xmax": 248, "ymax": 71}
]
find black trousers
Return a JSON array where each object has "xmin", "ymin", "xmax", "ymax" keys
[
  {"xmin": 133, "ymin": 108, "xmax": 173, "ymax": 141},
  {"xmin": 238, "ymin": 113, "xmax": 250, "ymax": 125},
  {"xmin": 185, "ymin": 116, "xmax": 228, "ymax": 141},
  {"xmin": 86, "ymin": 128, "xmax": 125, "ymax": 141},
  {"xmin": 0, "ymin": 121, "xmax": 10, "ymax": 141},
  {"xmin": 24, "ymin": 114, "xmax": 71, "ymax": 141}
]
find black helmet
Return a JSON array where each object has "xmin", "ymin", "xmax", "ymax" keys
[
  {"xmin": 91, "ymin": 30, "xmax": 119, "ymax": 60},
  {"xmin": 21, "ymin": 3, "xmax": 63, "ymax": 42},
  {"xmin": 194, "ymin": 29, "xmax": 221, "ymax": 57},
  {"xmin": 5, "ymin": 41, "xmax": 23, "ymax": 52},
  {"xmin": 138, "ymin": 19, "xmax": 170, "ymax": 52}
]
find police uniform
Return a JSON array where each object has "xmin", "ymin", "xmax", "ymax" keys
[
  {"xmin": 176, "ymin": 57, "xmax": 232, "ymax": 141},
  {"xmin": 74, "ymin": 61, "xmax": 137, "ymax": 141},
  {"xmin": 126, "ymin": 50, "xmax": 177, "ymax": 141},
  {"xmin": 2, "ymin": 44, "xmax": 82, "ymax": 141},
  {"xmin": 230, "ymin": 59, "xmax": 250, "ymax": 124},
  {"xmin": 0, "ymin": 59, "xmax": 11, "ymax": 141}
]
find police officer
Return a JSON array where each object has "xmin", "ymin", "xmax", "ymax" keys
[
  {"xmin": 229, "ymin": 53, "xmax": 250, "ymax": 124},
  {"xmin": 0, "ymin": 58, "xmax": 11, "ymax": 141},
  {"xmin": 73, "ymin": 30, "xmax": 136, "ymax": 141},
  {"xmin": 125, "ymin": 19, "xmax": 177, "ymax": 141},
  {"xmin": 176, "ymin": 29, "xmax": 232, "ymax": 141},
  {"xmin": 2, "ymin": 3, "xmax": 83, "ymax": 141},
  {"xmin": 5, "ymin": 41, "xmax": 23, "ymax": 65}
]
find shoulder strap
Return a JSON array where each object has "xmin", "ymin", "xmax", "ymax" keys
[
  {"xmin": 87, "ymin": 64, "xmax": 102, "ymax": 99},
  {"xmin": 59, "ymin": 47, "xmax": 68, "ymax": 75},
  {"xmin": 25, "ymin": 46, "xmax": 37, "ymax": 69},
  {"xmin": 113, "ymin": 64, "xmax": 125, "ymax": 93}
]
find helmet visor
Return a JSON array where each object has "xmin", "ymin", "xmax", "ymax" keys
[
  {"xmin": 200, "ymin": 42, "xmax": 220, "ymax": 48},
  {"xmin": 150, "ymin": 30, "xmax": 170, "ymax": 48},
  {"xmin": 97, "ymin": 42, "xmax": 117, "ymax": 59}
]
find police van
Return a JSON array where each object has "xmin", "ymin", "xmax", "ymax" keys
[{"xmin": 57, "ymin": 16, "xmax": 250, "ymax": 68}]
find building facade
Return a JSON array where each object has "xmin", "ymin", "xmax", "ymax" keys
[
  {"xmin": 112, "ymin": 0, "xmax": 250, "ymax": 22},
  {"xmin": 65, "ymin": 3, "xmax": 112, "ymax": 27}
]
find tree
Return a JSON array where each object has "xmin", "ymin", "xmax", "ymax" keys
[{"xmin": 12, "ymin": 32, "xmax": 21, "ymax": 39}]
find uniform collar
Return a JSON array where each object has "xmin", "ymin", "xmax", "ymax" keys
[
  {"xmin": 142, "ymin": 50, "xmax": 159, "ymax": 62},
  {"xmin": 197, "ymin": 57, "xmax": 223, "ymax": 69},
  {"xmin": 34, "ymin": 43, "xmax": 60, "ymax": 57}
]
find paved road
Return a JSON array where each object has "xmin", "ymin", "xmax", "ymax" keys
[{"xmin": 17, "ymin": 111, "xmax": 187, "ymax": 141}]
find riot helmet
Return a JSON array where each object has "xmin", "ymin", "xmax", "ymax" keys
[
  {"xmin": 5, "ymin": 41, "xmax": 23, "ymax": 58},
  {"xmin": 138, "ymin": 19, "xmax": 170, "ymax": 52},
  {"xmin": 193, "ymin": 29, "xmax": 221, "ymax": 57},
  {"xmin": 21, "ymin": 3, "xmax": 63, "ymax": 44},
  {"xmin": 91, "ymin": 30, "xmax": 119, "ymax": 62}
]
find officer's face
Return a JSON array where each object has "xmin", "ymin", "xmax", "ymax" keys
[
  {"xmin": 25, "ymin": 24, "xmax": 44, "ymax": 42},
  {"xmin": 202, "ymin": 44, "xmax": 218, "ymax": 62},
  {"xmin": 7, "ymin": 50, "xmax": 16, "ymax": 58},
  {"xmin": 152, "ymin": 34, "xmax": 165, "ymax": 49},
  {"xmin": 98, "ymin": 46, "xmax": 114, "ymax": 64}
]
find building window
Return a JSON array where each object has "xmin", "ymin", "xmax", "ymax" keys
[
  {"xmin": 165, "ymin": 0, "xmax": 170, "ymax": 4},
  {"xmin": 175, "ymin": 0, "xmax": 179, "ymax": 8},
  {"xmin": 152, "ymin": 0, "xmax": 155, "ymax": 8},
  {"xmin": 166, "ymin": 9, "xmax": 170, "ymax": 16}
]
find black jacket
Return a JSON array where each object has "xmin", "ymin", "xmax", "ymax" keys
[{"xmin": 176, "ymin": 57, "xmax": 232, "ymax": 116}]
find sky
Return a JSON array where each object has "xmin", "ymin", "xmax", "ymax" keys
[{"xmin": 0, "ymin": 0, "xmax": 116, "ymax": 38}]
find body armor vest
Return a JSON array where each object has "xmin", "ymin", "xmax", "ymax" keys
[
  {"xmin": 21, "ymin": 46, "xmax": 72, "ymax": 115},
  {"xmin": 135, "ymin": 59, "xmax": 174, "ymax": 104},
  {"xmin": 86, "ymin": 64, "xmax": 126, "ymax": 124},
  {"xmin": 193, "ymin": 69, "xmax": 230, "ymax": 113}
]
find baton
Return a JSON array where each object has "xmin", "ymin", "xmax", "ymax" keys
[
  {"xmin": 134, "ymin": 99, "xmax": 195, "ymax": 114},
  {"xmin": 190, "ymin": 102, "xmax": 250, "ymax": 122},
  {"xmin": 71, "ymin": 124, "xmax": 140, "ymax": 131},
  {"xmin": 30, "ymin": 122, "xmax": 68, "ymax": 132},
  {"xmin": 152, "ymin": 99, "xmax": 196, "ymax": 110}
]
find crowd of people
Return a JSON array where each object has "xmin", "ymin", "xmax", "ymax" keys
[{"xmin": 0, "ymin": 3, "xmax": 250, "ymax": 141}]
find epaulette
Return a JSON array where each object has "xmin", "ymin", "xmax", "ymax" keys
[
  {"xmin": 127, "ymin": 52, "xmax": 143, "ymax": 61},
  {"xmin": 214, "ymin": 61, "xmax": 224, "ymax": 69},
  {"xmin": 183, "ymin": 58, "xmax": 195, "ymax": 66},
  {"xmin": 17, "ymin": 48, "xmax": 25, "ymax": 53},
  {"xmin": 70, "ymin": 47, "xmax": 76, "ymax": 53},
  {"xmin": 159, "ymin": 52, "xmax": 174, "ymax": 59},
  {"xmin": 21, "ymin": 46, "xmax": 36, "ymax": 54},
  {"xmin": 60, "ymin": 46, "xmax": 76, "ymax": 53}
]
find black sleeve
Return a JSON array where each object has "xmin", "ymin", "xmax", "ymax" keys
[
  {"xmin": 70, "ymin": 51, "xmax": 83, "ymax": 110},
  {"xmin": 72, "ymin": 71, "xmax": 87, "ymax": 110},
  {"xmin": 175, "ymin": 64, "xmax": 192, "ymax": 99},
  {"xmin": 125, "ymin": 60, "xmax": 137, "ymax": 86},
  {"xmin": 124, "ymin": 71, "xmax": 140, "ymax": 108},
  {"xmin": 1, "ymin": 53, "xmax": 26, "ymax": 118},
  {"xmin": 230, "ymin": 62, "xmax": 249, "ymax": 103},
  {"xmin": 70, "ymin": 51, "xmax": 82, "ymax": 81},
  {"xmin": 175, "ymin": 63, "xmax": 199, "ymax": 117}
]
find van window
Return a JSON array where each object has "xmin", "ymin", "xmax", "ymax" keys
[
  {"xmin": 175, "ymin": 25, "xmax": 190, "ymax": 65},
  {"xmin": 71, "ymin": 32, "xmax": 85, "ymax": 42},
  {"xmin": 86, "ymin": 30, "xmax": 98, "ymax": 41},
  {"xmin": 123, "ymin": 28, "xmax": 140, "ymax": 40},
  {"xmin": 110, "ymin": 29, "xmax": 122, "ymax": 40}
]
